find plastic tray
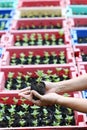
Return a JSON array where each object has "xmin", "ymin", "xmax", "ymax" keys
[
  {"xmin": 14, "ymin": 7, "xmax": 66, "ymax": 19},
  {"xmin": 0, "ymin": 1, "xmax": 18, "ymax": 8},
  {"xmin": 0, "ymin": 19, "xmax": 11, "ymax": 31},
  {"xmin": 10, "ymin": 18, "xmax": 65, "ymax": 30},
  {"xmin": 66, "ymin": 5, "xmax": 87, "ymax": 17},
  {"xmin": 73, "ymin": 44, "xmax": 87, "ymax": 63},
  {"xmin": 0, "ymin": 8, "xmax": 15, "ymax": 19},
  {"xmin": 0, "ymin": 46, "xmax": 75, "ymax": 66},
  {"xmin": 64, "ymin": 17, "xmax": 87, "ymax": 28},
  {"xmin": 0, "ymin": 30, "xmax": 71, "ymax": 47},
  {"xmin": 71, "ymin": 28, "xmax": 87, "ymax": 44},
  {"xmin": 0, "ymin": 65, "xmax": 86, "ymax": 129},
  {"xmin": 69, "ymin": 0, "xmax": 87, "ymax": 5},
  {"xmin": 18, "ymin": 0, "xmax": 61, "ymax": 7}
]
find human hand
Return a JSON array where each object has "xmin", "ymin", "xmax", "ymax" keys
[{"xmin": 19, "ymin": 89, "xmax": 62, "ymax": 106}]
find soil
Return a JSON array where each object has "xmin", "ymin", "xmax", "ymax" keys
[
  {"xmin": 0, "ymin": 104, "xmax": 75, "ymax": 127},
  {"xmin": 31, "ymin": 81, "xmax": 46, "ymax": 100},
  {"xmin": 21, "ymin": 14, "xmax": 60, "ymax": 18},
  {"xmin": 78, "ymin": 37, "xmax": 87, "ymax": 43},
  {"xmin": 10, "ymin": 55, "xmax": 66, "ymax": 65},
  {"xmin": 18, "ymin": 25, "xmax": 62, "ymax": 30},
  {"xmin": 5, "ymin": 75, "xmax": 69, "ymax": 90},
  {"xmin": 15, "ymin": 38, "xmax": 64, "ymax": 46},
  {"xmin": 81, "ymin": 54, "xmax": 87, "ymax": 61}
]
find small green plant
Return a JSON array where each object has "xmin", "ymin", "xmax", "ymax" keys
[
  {"xmin": 35, "ymin": 55, "xmax": 41, "ymax": 64},
  {"xmin": 19, "ymin": 119, "xmax": 26, "ymax": 127},
  {"xmin": 15, "ymin": 35, "xmax": 21, "ymax": 46},
  {"xmin": 13, "ymin": 97, "xmax": 19, "ymax": 104},
  {"xmin": 20, "ymin": 53, "xmax": 26, "ymax": 64},
  {"xmin": 35, "ymin": 70, "xmax": 44, "ymax": 83},
  {"xmin": 11, "ymin": 53, "xmax": 16, "ymax": 65},
  {"xmin": 0, "ymin": 22, "xmax": 5, "ymax": 30},
  {"xmin": 23, "ymin": 34, "xmax": 29, "ymax": 44},
  {"xmin": 51, "ymin": 34, "xmax": 56, "ymax": 45}
]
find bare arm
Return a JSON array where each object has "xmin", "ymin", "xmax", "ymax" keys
[
  {"xmin": 19, "ymin": 90, "xmax": 87, "ymax": 113},
  {"xmin": 57, "ymin": 96, "xmax": 87, "ymax": 113},
  {"xmin": 45, "ymin": 74, "xmax": 87, "ymax": 94}
]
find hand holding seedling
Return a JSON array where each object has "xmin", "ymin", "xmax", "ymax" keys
[{"xmin": 19, "ymin": 74, "xmax": 87, "ymax": 113}]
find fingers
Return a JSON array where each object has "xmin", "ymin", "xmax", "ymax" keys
[
  {"xmin": 19, "ymin": 86, "xmax": 31, "ymax": 93},
  {"xmin": 31, "ymin": 90, "xmax": 42, "ymax": 100}
]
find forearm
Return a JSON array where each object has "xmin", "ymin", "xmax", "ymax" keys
[
  {"xmin": 53, "ymin": 74, "xmax": 87, "ymax": 93},
  {"xmin": 57, "ymin": 96, "xmax": 87, "ymax": 113}
]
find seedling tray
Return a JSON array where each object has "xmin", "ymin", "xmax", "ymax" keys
[
  {"xmin": 0, "ymin": 30, "xmax": 71, "ymax": 47},
  {"xmin": 0, "ymin": 64, "xmax": 78, "ymax": 97},
  {"xmin": 70, "ymin": 17, "xmax": 87, "ymax": 28},
  {"xmin": 18, "ymin": 0, "xmax": 61, "ymax": 7},
  {"xmin": 73, "ymin": 45, "xmax": 87, "ymax": 63},
  {"xmin": 0, "ymin": 19, "xmax": 10, "ymax": 31},
  {"xmin": 71, "ymin": 28, "xmax": 87, "ymax": 44},
  {"xmin": 66, "ymin": 5, "xmax": 87, "ymax": 17},
  {"xmin": 0, "ymin": 46, "xmax": 75, "ymax": 66},
  {"xmin": 0, "ymin": 1, "xmax": 17, "ymax": 8},
  {"xmin": 69, "ymin": 0, "xmax": 87, "ymax": 5},
  {"xmin": 14, "ymin": 7, "xmax": 66, "ymax": 19},
  {"xmin": 10, "ymin": 18, "xmax": 65, "ymax": 30},
  {"xmin": 0, "ymin": 8, "xmax": 15, "ymax": 19},
  {"xmin": 0, "ymin": 65, "xmax": 86, "ymax": 129}
]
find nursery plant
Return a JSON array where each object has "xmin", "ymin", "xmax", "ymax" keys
[
  {"xmin": 78, "ymin": 37, "xmax": 87, "ymax": 44},
  {"xmin": 18, "ymin": 22, "xmax": 62, "ymax": 30},
  {"xmin": 5, "ymin": 68, "xmax": 69, "ymax": 90},
  {"xmin": 0, "ymin": 100, "xmax": 75, "ymax": 127},
  {"xmin": 81, "ymin": 51, "xmax": 87, "ymax": 62},
  {"xmin": 0, "ymin": 21, "xmax": 6, "ymax": 30},
  {"xmin": 14, "ymin": 33, "xmax": 64, "ymax": 46},
  {"xmin": 10, "ymin": 51, "xmax": 66, "ymax": 65},
  {"xmin": 31, "ymin": 70, "xmax": 46, "ymax": 100},
  {"xmin": 0, "ymin": 13, "xmax": 10, "ymax": 18},
  {"xmin": 21, "ymin": 11, "xmax": 61, "ymax": 18}
]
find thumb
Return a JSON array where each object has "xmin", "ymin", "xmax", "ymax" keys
[{"xmin": 31, "ymin": 90, "xmax": 42, "ymax": 100}]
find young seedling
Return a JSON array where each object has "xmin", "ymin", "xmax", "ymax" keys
[
  {"xmin": 19, "ymin": 119, "xmax": 26, "ymax": 127},
  {"xmin": 22, "ymin": 34, "xmax": 29, "ymax": 46},
  {"xmin": 35, "ymin": 55, "xmax": 41, "ymax": 64},
  {"xmin": 31, "ymin": 70, "xmax": 46, "ymax": 100},
  {"xmin": 11, "ymin": 53, "xmax": 16, "ymax": 65},
  {"xmin": 15, "ymin": 35, "xmax": 21, "ymax": 46},
  {"xmin": 20, "ymin": 52, "xmax": 26, "ymax": 64},
  {"xmin": 13, "ymin": 97, "xmax": 19, "ymax": 104},
  {"xmin": 0, "ymin": 22, "xmax": 5, "ymax": 30},
  {"xmin": 51, "ymin": 34, "xmax": 56, "ymax": 45}
]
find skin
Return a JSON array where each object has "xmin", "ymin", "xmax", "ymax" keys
[{"xmin": 19, "ymin": 74, "xmax": 87, "ymax": 113}]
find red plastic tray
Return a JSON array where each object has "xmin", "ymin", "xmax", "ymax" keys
[
  {"xmin": 65, "ymin": 17, "xmax": 87, "ymax": 28},
  {"xmin": 18, "ymin": 0, "xmax": 61, "ymax": 7},
  {"xmin": 0, "ymin": 46, "xmax": 75, "ymax": 66},
  {"xmin": 77, "ymin": 62, "xmax": 87, "ymax": 75},
  {"xmin": 69, "ymin": 0, "xmax": 87, "ymax": 5},
  {"xmin": 73, "ymin": 44, "xmax": 87, "ymax": 63},
  {"xmin": 0, "ymin": 65, "xmax": 86, "ymax": 129},
  {"xmin": 0, "ymin": 30, "xmax": 71, "ymax": 47},
  {"xmin": 0, "ymin": 64, "xmax": 77, "ymax": 93},
  {"xmin": 10, "ymin": 18, "xmax": 65, "ymax": 31}
]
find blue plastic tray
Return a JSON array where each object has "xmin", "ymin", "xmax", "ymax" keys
[
  {"xmin": 82, "ymin": 90, "xmax": 87, "ymax": 99},
  {"xmin": 0, "ymin": 8, "xmax": 15, "ymax": 19},
  {"xmin": 0, "ymin": 19, "xmax": 11, "ymax": 30},
  {"xmin": 71, "ymin": 28, "xmax": 87, "ymax": 44}
]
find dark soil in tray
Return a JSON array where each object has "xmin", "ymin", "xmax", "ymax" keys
[
  {"xmin": 78, "ymin": 37, "xmax": 87, "ymax": 43},
  {"xmin": 15, "ymin": 39, "xmax": 64, "ymax": 46},
  {"xmin": 10, "ymin": 55, "xmax": 66, "ymax": 65},
  {"xmin": 0, "ymin": 103, "xmax": 75, "ymax": 127}
]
